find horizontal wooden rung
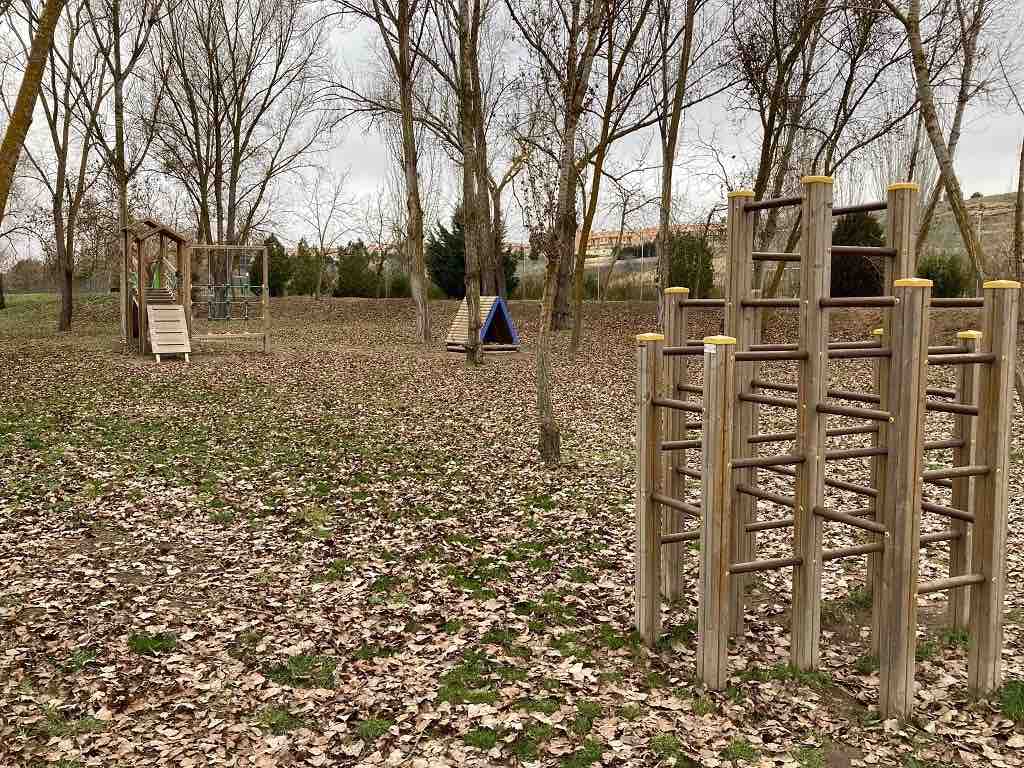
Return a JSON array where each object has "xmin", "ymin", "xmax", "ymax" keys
[
  {"xmin": 813, "ymin": 505, "xmax": 886, "ymax": 534},
  {"xmin": 677, "ymin": 383, "xmax": 703, "ymax": 394},
  {"xmin": 923, "ymin": 438, "xmax": 966, "ymax": 451},
  {"xmin": 748, "ymin": 431, "xmax": 797, "ymax": 444},
  {"xmin": 921, "ymin": 500, "xmax": 975, "ymax": 523},
  {"xmin": 739, "ymin": 392, "xmax": 799, "ymax": 409},
  {"xmin": 825, "ymin": 446, "xmax": 888, "ymax": 460},
  {"xmin": 931, "ymin": 297, "xmax": 984, "ymax": 308},
  {"xmin": 927, "ymin": 353, "xmax": 996, "ymax": 366},
  {"xmin": 920, "ymin": 530, "xmax": 961, "ymax": 545},
  {"xmin": 752, "ymin": 251, "xmax": 799, "ymax": 261},
  {"xmin": 828, "ymin": 347, "xmax": 892, "ymax": 359},
  {"xmin": 661, "ymin": 439, "xmax": 701, "ymax": 451},
  {"xmin": 817, "ymin": 403, "xmax": 892, "ymax": 422},
  {"xmin": 917, "ymin": 573, "xmax": 986, "ymax": 594},
  {"xmin": 662, "ymin": 345, "xmax": 706, "ymax": 357},
  {"xmin": 925, "ymin": 401, "xmax": 979, "ymax": 416},
  {"xmin": 653, "ymin": 397, "xmax": 703, "ymax": 413},
  {"xmin": 832, "ymin": 201, "xmax": 887, "ymax": 216},
  {"xmin": 728, "ymin": 556, "xmax": 803, "ymax": 575},
  {"xmin": 922, "ymin": 464, "xmax": 989, "ymax": 481},
  {"xmin": 742, "ymin": 298, "xmax": 800, "ymax": 308},
  {"xmin": 661, "ymin": 530, "xmax": 701, "ymax": 545},
  {"xmin": 652, "ymin": 493, "xmax": 701, "ymax": 517},
  {"xmin": 823, "ymin": 542, "xmax": 884, "ymax": 561},
  {"xmin": 744, "ymin": 195, "xmax": 801, "ymax": 212},
  {"xmin": 736, "ymin": 483, "xmax": 795, "ymax": 508},
  {"xmin": 677, "ymin": 467, "xmax": 703, "ymax": 480},
  {"xmin": 820, "ymin": 296, "xmax": 897, "ymax": 308},
  {"xmin": 732, "ymin": 453, "xmax": 805, "ymax": 469},
  {"xmin": 736, "ymin": 350, "xmax": 808, "ymax": 361},
  {"xmin": 746, "ymin": 517, "xmax": 794, "ymax": 532}
]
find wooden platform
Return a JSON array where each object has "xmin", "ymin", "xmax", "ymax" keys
[
  {"xmin": 445, "ymin": 296, "xmax": 520, "ymax": 352},
  {"xmin": 147, "ymin": 305, "xmax": 191, "ymax": 362}
]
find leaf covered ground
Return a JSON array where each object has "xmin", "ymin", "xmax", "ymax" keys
[{"xmin": 2, "ymin": 293, "xmax": 1024, "ymax": 768}]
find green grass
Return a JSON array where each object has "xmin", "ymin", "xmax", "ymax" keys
[
  {"xmin": 620, "ymin": 704, "xmax": 643, "ymax": 721},
  {"xmin": 127, "ymin": 631, "xmax": 177, "ymax": 655},
  {"xmin": 314, "ymin": 558, "xmax": 352, "ymax": 582},
  {"xmin": 571, "ymin": 700, "xmax": 602, "ymax": 735},
  {"xmin": 939, "ymin": 626, "xmax": 970, "ymax": 648},
  {"xmin": 437, "ymin": 649, "xmax": 499, "ymax": 705},
  {"xmin": 62, "ymin": 647, "xmax": 97, "ymax": 671},
  {"xmin": 741, "ymin": 663, "xmax": 830, "ymax": 688},
  {"xmin": 264, "ymin": 654, "xmax": 336, "ymax": 688},
  {"xmin": 357, "ymin": 717, "xmax": 393, "ymax": 742},
  {"xmin": 562, "ymin": 739, "xmax": 604, "ymax": 767},
  {"xmin": 651, "ymin": 734, "xmax": 683, "ymax": 759},
  {"xmin": 510, "ymin": 722, "xmax": 554, "ymax": 760},
  {"xmin": 1000, "ymin": 680, "xmax": 1024, "ymax": 722},
  {"xmin": 463, "ymin": 727, "xmax": 499, "ymax": 749},
  {"xmin": 692, "ymin": 695, "xmax": 717, "ymax": 715},
  {"xmin": 854, "ymin": 654, "xmax": 879, "ymax": 674},
  {"xmin": 792, "ymin": 746, "xmax": 825, "ymax": 767},
  {"xmin": 37, "ymin": 705, "xmax": 106, "ymax": 738},
  {"xmin": 722, "ymin": 738, "xmax": 758, "ymax": 762},
  {"xmin": 518, "ymin": 696, "xmax": 561, "ymax": 714},
  {"xmin": 255, "ymin": 706, "xmax": 305, "ymax": 734}
]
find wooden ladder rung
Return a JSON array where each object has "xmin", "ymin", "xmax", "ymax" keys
[
  {"xmin": 917, "ymin": 573, "xmax": 986, "ymax": 595},
  {"xmin": 728, "ymin": 556, "xmax": 803, "ymax": 575}
]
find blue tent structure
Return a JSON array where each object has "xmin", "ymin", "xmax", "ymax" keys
[{"xmin": 445, "ymin": 295, "xmax": 521, "ymax": 352}]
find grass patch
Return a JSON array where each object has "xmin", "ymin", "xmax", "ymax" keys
[
  {"xmin": 255, "ymin": 705, "xmax": 305, "ymax": 735},
  {"xmin": 939, "ymin": 626, "xmax": 969, "ymax": 648},
  {"xmin": 722, "ymin": 738, "xmax": 758, "ymax": 762},
  {"xmin": 463, "ymin": 727, "xmax": 498, "ymax": 750},
  {"xmin": 651, "ymin": 734, "xmax": 682, "ymax": 758},
  {"xmin": 854, "ymin": 654, "xmax": 879, "ymax": 675},
  {"xmin": 620, "ymin": 703, "xmax": 643, "ymax": 721},
  {"xmin": 357, "ymin": 717, "xmax": 393, "ymax": 742},
  {"xmin": 1000, "ymin": 680, "xmax": 1024, "ymax": 722},
  {"xmin": 62, "ymin": 647, "xmax": 97, "ymax": 671},
  {"xmin": 264, "ymin": 654, "xmax": 336, "ymax": 688},
  {"xmin": 792, "ymin": 746, "xmax": 825, "ymax": 768},
  {"xmin": 692, "ymin": 695, "xmax": 717, "ymax": 715},
  {"xmin": 571, "ymin": 700, "xmax": 602, "ymax": 735},
  {"xmin": 36, "ymin": 705, "xmax": 106, "ymax": 738},
  {"xmin": 549, "ymin": 631, "xmax": 593, "ymax": 660},
  {"xmin": 518, "ymin": 696, "xmax": 561, "ymax": 714},
  {"xmin": 562, "ymin": 739, "xmax": 603, "ymax": 768},
  {"xmin": 437, "ymin": 649, "xmax": 499, "ymax": 705},
  {"xmin": 511, "ymin": 722, "xmax": 554, "ymax": 761},
  {"xmin": 127, "ymin": 631, "xmax": 177, "ymax": 656},
  {"xmin": 314, "ymin": 558, "xmax": 352, "ymax": 582},
  {"xmin": 740, "ymin": 663, "xmax": 830, "ymax": 688},
  {"xmin": 915, "ymin": 639, "xmax": 937, "ymax": 661}
]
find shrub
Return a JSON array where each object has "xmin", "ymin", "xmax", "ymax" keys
[
  {"xmin": 250, "ymin": 235, "xmax": 292, "ymax": 297},
  {"xmin": 667, "ymin": 232, "xmax": 714, "ymax": 298},
  {"xmin": 387, "ymin": 271, "xmax": 411, "ymax": 298},
  {"xmin": 426, "ymin": 208, "xmax": 519, "ymax": 298},
  {"xmin": 333, "ymin": 241, "xmax": 380, "ymax": 298},
  {"xmin": 917, "ymin": 251, "xmax": 972, "ymax": 298},
  {"xmin": 289, "ymin": 239, "xmax": 326, "ymax": 295},
  {"xmin": 831, "ymin": 211, "xmax": 884, "ymax": 297}
]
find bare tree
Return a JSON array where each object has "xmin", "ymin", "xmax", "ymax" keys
[
  {"xmin": 334, "ymin": 0, "xmax": 433, "ymax": 345},
  {"xmin": 6, "ymin": 0, "xmax": 109, "ymax": 330},
  {"xmin": 154, "ymin": 0, "xmax": 337, "ymax": 246},
  {"xmin": 298, "ymin": 166, "xmax": 357, "ymax": 298},
  {"xmin": 0, "ymin": 0, "xmax": 65, "ymax": 235},
  {"xmin": 509, "ymin": 0, "xmax": 609, "ymax": 463}
]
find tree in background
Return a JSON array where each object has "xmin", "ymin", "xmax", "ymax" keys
[
  {"xmin": 831, "ymin": 212, "xmax": 884, "ymax": 297},
  {"xmin": 289, "ymin": 240, "xmax": 324, "ymax": 296},
  {"xmin": 333, "ymin": 241, "xmax": 382, "ymax": 298},
  {"xmin": 250, "ymin": 236, "xmax": 292, "ymax": 297},
  {"xmin": 426, "ymin": 209, "xmax": 518, "ymax": 299},
  {"xmin": 666, "ymin": 232, "xmax": 714, "ymax": 298}
]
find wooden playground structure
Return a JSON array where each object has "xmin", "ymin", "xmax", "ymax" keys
[
  {"xmin": 119, "ymin": 221, "xmax": 271, "ymax": 358},
  {"xmin": 634, "ymin": 177, "xmax": 1020, "ymax": 718}
]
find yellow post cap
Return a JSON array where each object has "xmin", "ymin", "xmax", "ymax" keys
[
  {"xmin": 802, "ymin": 175, "xmax": 834, "ymax": 184},
  {"xmin": 956, "ymin": 329, "xmax": 983, "ymax": 340},
  {"xmin": 888, "ymin": 182, "xmax": 920, "ymax": 192},
  {"xmin": 703, "ymin": 335, "xmax": 737, "ymax": 345},
  {"xmin": 894, "ymin": 278, "xmax": 933, "ymax": 287},
  {"xmin": 664, "ymin": 286, "xmax": 690, "ymax": 295},
  {"xmin": 983, "ymin": 279, "xmax": 1021, "ymax": 289},
  {"xmin": 728, "ymin": 189, "xmax": 755, "ymax": 198},
  {"xmin": 870, "ymin": 328, "xmax": 884, "ymax": 336},
  {"xmin": 636, "ymin": 333, "xmax": 665, "ymax": 343}
]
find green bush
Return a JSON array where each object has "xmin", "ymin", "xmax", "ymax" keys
[
  {"xmin": 831, "ymin": 212, "xmax": 884, "ymax": 296},
  {"xmin": 917, "ymin": 251, "xmax": 972, "ymax": 298},
  {"xmin": 333, "ymin": 241, "xmax": 380, "ymax": 298},
  {"xmin": 250, "ymin": 235, "xmax": 292, "ymax": 297},
  {"xmin": 667, "ymin": 232, "xmax": 714, "ymax": 298},
  {"xmin": 288, "ymin": 239, "xmax": 325, "ymax": 295},
  {"xmin": 426, "ymin": 208, "xmax": 519, "ymax": 298}
]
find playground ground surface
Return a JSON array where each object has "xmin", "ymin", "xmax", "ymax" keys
[{"xmin": 2, "ymin": 293, "xmax": 1024, "ymax": 768}]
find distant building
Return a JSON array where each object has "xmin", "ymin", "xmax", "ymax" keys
[{"xmin": 578, "ymin": 222, "xmax": 726, "ymax": 257}]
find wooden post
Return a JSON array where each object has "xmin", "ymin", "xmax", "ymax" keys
[
  {"xmin": 869, "ymin": 326, "xmax": 886, "ymax": 654},
  {"xmin": 949, "ymin": 329, "xmax": 981, "ymax": 629},
  {"xmin": 121, "ymin": 229, "xmax": 130, "ymax": 350},
  {"xmin": 262, "ymin": 245, "xmax": 271, "ymax": 352},
  {"xmin": 697, "ymin": 335, "xmax": 736, "ymax": 689},
  {"xmin": 182, "ymin": 243, "xmax": 193, "ymax": 339},
  {"xmin": 791, "ymin": 176, "xmax": 831, "ymax": 671},
  {"xmin": 968, "ymin": 281, "xmax": 1020, "ymax": 696},
  {"xmin": 725, "ymin": 189, "xmax": 755, "ymax": 636},
  {"xmin": 872, "ymin": 182, "xmax": 918, "ymax": 652},
  {"xmin": 878, "ymin": 278, "xmax": 931, "ymax": 719},
  {"xmin": 137, "ymin": 235, "xmax": 148, "ymax": 356},
  {"xmin": 636, "ymin": 332, "xmax": 665, "ymax": 646},
  {"xmin": 158, "ymin": 234, "xmax": 166, "ymax": 290},
  {"xmin": 661, "ymin": 287, "xmax": 689, "ymax": 601}
]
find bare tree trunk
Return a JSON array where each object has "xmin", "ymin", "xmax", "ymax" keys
[
  {"xmin": 398, "ymin": 3, "xmax": 430, "ymax": 345},
  {"xmin": 571, "ymin": 143, "xmax": 609, "ymax": 351},
  {"xmin": 0, "ymin": 0, "xmax": 65, "ymax": 232},
  {"xmin": 459, "ymin": 0, "xmax": 483, "ymax": 363},
  {"xmin": 1014, "ymin": 138, "xmax": 1023, "ymax": 281},
  {"xmin": 0, "ymin": 271, "xmax": 6, "ymax": 310},
  {"xmin": 900, "ymin": 0, "xmax": 985, "ymax": 280}
]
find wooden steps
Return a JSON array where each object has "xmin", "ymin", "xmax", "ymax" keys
[{"xmin": 147, "ymin": 305, "xmax": 191, "ymax": 362}]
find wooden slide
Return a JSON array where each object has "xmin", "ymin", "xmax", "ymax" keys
[{"xmin": 147, "ymin": 305, "xmax": 191, "ymax": 362}]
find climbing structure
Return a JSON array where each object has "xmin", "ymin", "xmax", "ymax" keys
[
  {"xmin": 634, "ymin": 177, "xmax": 1020, "ymax": 718},
  {"xmin": 119, "ymin": 222, "xmax": 271, "ymax": 357},
  {"xmin": 445, "ymin": 295, "xmax": 520, "ymax": 353}
]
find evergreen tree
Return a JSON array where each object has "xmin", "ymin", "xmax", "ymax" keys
[
  {"xmin": 426, "ymin": 208, "xmax": 518, "ymax": 298},
  {"xmin": 333, "ymin": 240, "xmax": 380, "ymax": 297},
  {"xmin": 289, "ymin": 239, "xmax": 320, "ymax": 295},
  {"xmin": 831, "ymin": 212, "xmax": 884, "ymax": 296},
  {"xmin": 667, "ymin": 232, "xmax": 714, "ymax": 297},
  {"xmin": 250, "ymin": 235, "xmax": 293, "ymax": 297}
]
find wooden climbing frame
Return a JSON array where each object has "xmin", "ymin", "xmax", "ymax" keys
[{"xmin": 634, "ymin": 177, "xmax": 1021, "ymax": 718}]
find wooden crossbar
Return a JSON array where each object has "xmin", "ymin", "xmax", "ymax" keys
[
  {"xmin": 817, "ymin": 403, "xmax": 893, "ymax": 422},
  {"xmin": 746, "ymin": 517, "xmax": 794, "ymax": 532},
  {"xmin": 728, "ymin": 556, "xmax": 803, "ymax": 574},
  {"xmin": 823, "ymin": 542, "xmax": 885, "ymax": 561},
  {"xmin": 921, "ymin": 500, "xmax": 975, "ymax": 523},
  {"xmin": 736, "ymin": 483, "xmax": 795, "ymax": 508},
  {"xmin": 918, "ymin": 573, "xmax": 986, "ymax": 594},
  {"xmin": 653, "ymin": 396, "xmax": 704, "ymax": 412},
  {"xmin": 661, "ymin": 439, "xmax": 702, "ymax": 451},
  {"xmin": 814, "ymin": 505, "xmax": 886, "ymax": 534},
  {"xmin": 732, "ymin": 453, "xmax": 804, "ymax": 469},
  {"xmin": 922, "ymin": 465, "xmax": 989, "ymax": 481},
  {"xmin": 927, "ymin": 353, "xmax": 996, "ymax": 366},
  {"xmin": 920, "ymin": 530, "xmax": 961, "ymax": 545},
  {"xmin": 662, "ymin": 530, "xmax": 701, "ymax": 544},
  {"xmin": 652, "ymin": 493, "xmax": 701, "ymax": 517},
  {"xmin": 739, "ymin": 392, "xmax": 799, "ymax": 409}
]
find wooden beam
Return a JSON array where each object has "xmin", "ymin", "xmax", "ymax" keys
[
  {"xmin": 697, "ymin": 334, "xmax": 737, "ymax": 689},
  {"xmin": 660, "ymin": 287, "xmax": 689, "ymax": 601},
  {"xmin": 635, "ymin": 333, "xmax": 664, "ymax": 646},
  {"xmin": 949, "ymin": 330, "xmax": 981, "ymax": 628}
]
